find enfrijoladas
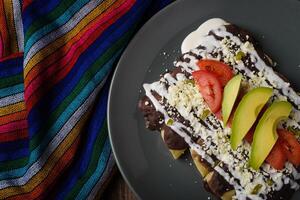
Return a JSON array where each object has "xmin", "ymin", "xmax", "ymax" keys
[{"xmin": 138, "ymin": 18, "xmax": 300, "ymax": 200}]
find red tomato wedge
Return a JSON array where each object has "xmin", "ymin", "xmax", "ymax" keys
[
  {"xmin": 265, "ymin": 139, "xmax": 287, "ymax": 170},
  {"xmin": 244, "ymin": 129, "xmax": 254, "ymax": 144},
  {"xmin": 278, "ymin": 129, "xmax": 300, "ymax": 167},
  {"xmin": 192, "ymin": 70, "xmax": 222, "ymax": 113},
  {"xmin": 247, "ymin": 129, "xmax": 300, "ymax": 169},
  {"xmin": 243, "ymin": 106, "xmax": 268, "ymax": 144},
  {"xmin": 197, "ymin": 60, "xmax": 234, "ymax": 86},
  {"xmin": 215, "ymin": 110, "xmax": 222, "ymax": 120}
]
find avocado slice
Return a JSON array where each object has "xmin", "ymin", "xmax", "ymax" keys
[
  {"xmin": 222, "ymin": 74, "xmax": 242, "ymax": 126},
  {"xmin": 230, "ymin": 87, "xmax": 273, "ymax": 150},
  {"xmin": 249, "ymin": 101, "xmax": 292, "ymax": 170}
]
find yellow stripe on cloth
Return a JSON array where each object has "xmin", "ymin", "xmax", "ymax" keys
[
  {"xmin": 24, "ymin": 0, "xmax": 118, "ymax": 77},
  {"xmin": 0, "ymin": 109, "xmax": 92, "ymax": 198},
  {"xmin": 0, "ymin": 101, "xmax": 25, "ymax": 117},
  {"xmin": 3, "ymin": 0, "xmax": 18, "ymax": 53}
]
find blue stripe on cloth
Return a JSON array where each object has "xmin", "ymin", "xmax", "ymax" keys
[
  {"xmin": 0, "ymin": 84, "xmax": 24, "ymax": 98},
  {"xmin": 75, "ymin": 138, "xmax": 111, "ymax": 200},
  {"xmin": 23, "ymin": 0, "xmax": 70, "ymax": 36},
  {"xmin": 0, "ymin": 4, "xmax": 145, "ymax": 179},
  {"xmin": 0, "ymin": 58, "xmax": 23, "ymax": 78},
  {"xmin": 0, "ymin": 137, "xmax": 29, "ymax": 163},
  {"xmin": 27, "ymin": 37, "xmax": 119, "ymax": 138},
  {"xmin": 27, "ymin": 0, "xmax": 143, "ymax": 139},
  {"xmin": 53, "ymin": 1, "xmax": 150, "ymax": 197},
  {"xmin": 0, "ymin": 56, "xmax": 23, "ymax": 71},
  {"xmin": 24, "ymin": 0, "xmax": 90, "ymax": 53},
  {"xmin": 73, "ymin": 1, "xmax": 175, "ymax": 197},
  {"xmin": 0, "ymin": 54, "xmax": 117, "ymax": 180},
  {"xmin": 0, "ymin": 147, "xmax": 29, "ymax": 162},
  {"xmin": 55, "ymin": 81, "xmax": 109, "ymax": 200},
  {"xmin": 0, "ymin": 139, "xmax": 28, "ymax": 152},
  {"xmin": 0, "ymin": 0, "xmax": 174, "ymax": 198}
]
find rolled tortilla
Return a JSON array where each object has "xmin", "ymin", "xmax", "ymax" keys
[
  {"xmin": 204, "ymin": 170, "xmax": 235, "ymax": 200},
  {"xmin": 190, "ymin": 149, "xmax": 211, "ymax": 177},
  {"xmin": 161, "ymin": 130, "xmax": 186, "ymax": 159}
]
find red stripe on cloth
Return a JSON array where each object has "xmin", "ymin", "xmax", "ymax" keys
[
  {"xmin": 24, "ymin": 0, "xmax": 135, "ymax": 111},
  {"xmin": 0, "ymin": 1, "xmax": 9, "ymax": 58},
  {"xmin": 24, "ymin": 0, "xmax": 126, "ymax": 87},
  {"xmin": 22, "ymin": 0, "xmax": 33, "ymax": 12},
  {"xmin": 0, "ymin": 120, "xmax": 28, "ymax": 134},
  {"xmin": 7, "ymin": 137, "xmax": 80, "ymax": 200},
  {"xmin": 24, "ymin": 0, "xmax": 133, "ymax": 96},
  {"xmin": 0, "ymin": 52, "xmax": 23, "ymax": 62},
  {"xmin": 0, "ymin": 110, "xmax": 27, "ymax": 126},
  {"xmin": 0, "ymin": 129, "xmax": 28, "ymax": 142},
  {"xmin": 0, "ymin": 33, "xmax": 3, "ymax": 57}
]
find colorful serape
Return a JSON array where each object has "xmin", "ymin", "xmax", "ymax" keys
[{"xmin": 0, "ymin": 0, "xmax": 172, "ymax": 199}]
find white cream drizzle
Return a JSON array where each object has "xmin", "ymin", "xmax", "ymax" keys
[
  {"xmin": 143, "ymin": 18, "xmax": 300, "ymax": 199},
  {"xmin": 181, "ymin": 18, "xmax": 229, "ymax": 53}
]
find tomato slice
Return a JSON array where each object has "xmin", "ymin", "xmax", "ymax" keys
[
  {"xmin": 265, "ymin": 139, "xmax": 287, "ymax": 170},
  {"xmin": 214, "ymin": 110, "xmax": 222, "ymax": 120},
  {"xmin": 278, "ymin": 129, "xmax": 300, "ymax": 166},
  {"xmin": 244, "ymin": 129, "xmax": 254, "ymax": 144},
  {"xmin": 197, "ymin": 60, "xmax": 234, "ymax": 86},
  {"xmin": 192, "ymin": 70, "xmax": 222, "ymax": 113}
]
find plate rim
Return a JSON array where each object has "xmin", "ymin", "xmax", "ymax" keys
[
  {"xmin": 107, "ymin": 0, "xmax": 300, "ymax": 199},
  {"xmin": 107, "ymin": 0, "xmax": 182, "ymax": 198}
]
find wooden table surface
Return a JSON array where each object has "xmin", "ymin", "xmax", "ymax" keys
[{"xmin": 101, "ymin": 170, "xmax": 137, "ymax": 200}]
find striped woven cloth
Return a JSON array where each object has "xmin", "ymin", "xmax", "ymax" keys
[{"xmin": 0, "ymin": 0, "xmax": 172, "ymax": 199}]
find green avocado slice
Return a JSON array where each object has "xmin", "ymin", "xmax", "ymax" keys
[
  {"xmin": 249, "ymin": 101, "xmax": 292, "ymax": 170},
  {"xmin": 222, "ymin": 74, "xmax": 242, "ymax": 126},
  {"xmin": 230, "ymin": 87, "xmax": 273, "ymax": 150}
]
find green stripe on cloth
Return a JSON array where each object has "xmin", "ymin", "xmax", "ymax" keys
[
  {"xmin": 30, "ymin": 27, "xmax": 133, "ymax": 150},
  {"xmin": 65, "ymin": 121, "xmax": 108, "ymax": 199},
  {"xmin": 0, "ymin": 157, "xmax": 28, "ymax": 172},
  {"xmin": 0, "ymin": 74, "xmax": 23, "ymax": 89},
  {"xmin": 25, "ymin": 0, "xmax": 79, "ymax": 41},
  {"xmin": 0, "ymin": 0, "xmax": 173, "ymax": 199}
]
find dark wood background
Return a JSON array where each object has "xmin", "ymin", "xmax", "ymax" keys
[{"xmin": 102, "ymin": 170, "xmax": 137, "ymax": 200}]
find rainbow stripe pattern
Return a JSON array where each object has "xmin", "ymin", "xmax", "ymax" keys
[{"xmin": 0, "ymin": 0, "xmax": 172, "ymax": 199}]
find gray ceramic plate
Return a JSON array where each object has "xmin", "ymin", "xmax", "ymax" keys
[{"xmin": 108, "ymin": 0, "xmax": 300, "ymax": 199}]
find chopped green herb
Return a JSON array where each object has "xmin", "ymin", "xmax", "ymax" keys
[
  {"xmin": 251, "ymin": 184, "xmax": 262, "ymax": 194},
  {"xmin": 166, "ymin": 118, "xmax": 174, "ymax": 126},
  {"xmin": 184, "ymin": 79, "xmax": 195, "ymax": 85},
  {"xmin": 200, "ymin": 109, "xmax": 211, "ymax": 119},
  {"xmin": 213, "ymin": 160, "xmax": 221, "ymax": 168},
  {"xmin": 266, "ymin": 179, "xmax": 274, "ymax": 186},
  {"xmin": 235, "ymin": 51, "xmax": 245, "ymax": 61}
]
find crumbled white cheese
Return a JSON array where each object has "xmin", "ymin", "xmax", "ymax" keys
[
  {"xmin": 220, "ymin": 37, "xmax": 253, "ymax": 66},
  {"xmin": 220, "ymin": 37, "xmax": 237, "ymax": 65},
  {"xmin": 168, "ymin": 80, "xmax": 207, "ymax": 119},
  {"xmin": 144, "ymin": 22, "xmax": 300, "ymax": 200},
  {"xmin": 241, "ymin": 41, "xmax": 254, "ymax": 53}
]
